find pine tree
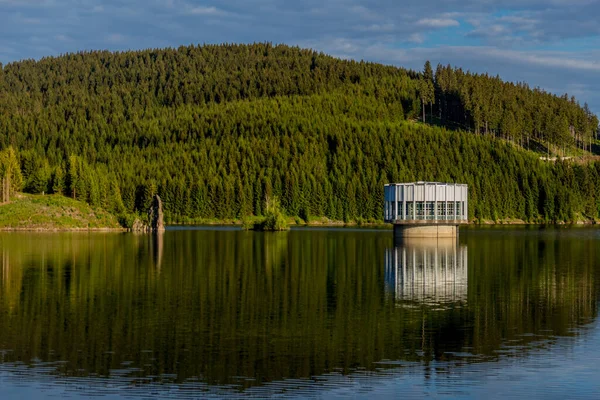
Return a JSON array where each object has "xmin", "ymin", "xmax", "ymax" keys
[
  {"xmin": 52, "ymin": 165, "xmax": 65, "ymax": 195},
  {"xmin": 0, "ymin": 147, "xmax": 23, "ymax": 203}
]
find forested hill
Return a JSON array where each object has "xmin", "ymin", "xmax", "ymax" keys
[{"xmin": 0, "ymin": 43, "xmax": 599, "ymax": 224}]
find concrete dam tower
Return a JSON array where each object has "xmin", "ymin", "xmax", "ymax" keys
[{"xmin": 384, "ymin": 182, "xmax": 469, "ymax": 238}]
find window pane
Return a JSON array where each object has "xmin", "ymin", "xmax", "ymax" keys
[
  {"xmin": 416, "ymin": 202, "xmax": 424, "ymax": 218},
  {"xmin": 426, "ymin": 202, "xmax": 435, "ymax": 219},
  {"xmin": 437, "ymin": 202, "xmax": 446, "ymax": 217}
]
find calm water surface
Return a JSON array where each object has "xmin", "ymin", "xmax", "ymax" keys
[{"xmin": 0, "ymin": 227, "xmax": 599, "ymax": 398}]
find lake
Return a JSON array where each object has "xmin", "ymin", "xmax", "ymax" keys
[{"xmin": 0, "ymin": 226, "xmax": 599, "ymax": 398}]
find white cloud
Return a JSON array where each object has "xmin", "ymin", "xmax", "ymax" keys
[
  {"xmin": 417, "ymin": 18, "xmax": 460, "ymax": 28},
  {"xmin": 356, "ymin": 23, "xmax": 395, "ymax": 33},
  {"xmin": 0, "ymin": 0, "xmax": 598, "ymax": 114},
  {"xmin": 408, "ymin": 33, "xmax": 425, "ymax": 44},
  {"xmin": 189, "ymin": 6, "xmax": 220, "ymax": 15},
  {"xmin": 349, "ymin": 5, "xmax": 381, "ymax": 21},
  {"xmin": 480, "ymin": 48, "xmax": 600, "ymax": 72}
]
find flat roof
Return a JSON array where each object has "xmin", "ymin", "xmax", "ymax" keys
[{"xmin": 386, "ymin": 182, "xmax": 468, "ymax": 186}]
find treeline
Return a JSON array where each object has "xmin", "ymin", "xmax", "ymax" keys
[
  {"xmin": 0, "ymin": 43, "xmax": 415, "ymax": 121},
  {"xmin": 0, "ymin": 43, "xmax": 598, "ymax": 223},
  {"xmin": 3, "ymin": 92, "xmax": 600, "ymax": 223},
  {"xmin": 422, "ymin": 62, "xmax": 599, "ymax": 154},
  {"xmin": 1, "ymin": 43, "xmax": 596, "ymax": 155}
]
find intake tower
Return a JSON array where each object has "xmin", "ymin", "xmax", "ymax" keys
[{"xmin": 384, "ymin": 182, "xmax": 469, "ymax": 238}]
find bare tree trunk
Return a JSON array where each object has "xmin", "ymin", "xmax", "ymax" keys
[
  {"xmin": 422, "ymin": 100, "xmax": 425, "ymax": 123},
  {"xmin": 429, "ymin": 102, "xmax": 433, "ymax": 123}
]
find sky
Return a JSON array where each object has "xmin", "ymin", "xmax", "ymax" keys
[{"xmin": 0, "ymin": 0, "xmax": 599, "ymax": 116}]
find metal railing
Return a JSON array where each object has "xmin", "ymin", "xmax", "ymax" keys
[{"xmin": 384, "ymin": 201, "xmax": 466, "ymax": 221}]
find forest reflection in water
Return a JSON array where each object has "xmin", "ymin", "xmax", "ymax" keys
[{"xmin": 0, "ymin": 227, "xmax": 598, "ymax": 398}]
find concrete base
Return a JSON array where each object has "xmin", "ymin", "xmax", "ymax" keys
[
  {"xmin": 394, "ymin": 224, "xmax": 458, "ymax": 239},
  {"xmin": 393, "ymin": 236, "xmax": 459, "ymax": 249}
]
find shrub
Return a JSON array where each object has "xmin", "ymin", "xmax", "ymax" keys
[{"xmin": 253, "ymin": 196, "xmax": 289, "ymax": 231}]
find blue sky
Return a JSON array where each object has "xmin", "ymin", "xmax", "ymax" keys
[{"xmin": 1, "ymin": 0, "xmax": 599, "ymax": 116}]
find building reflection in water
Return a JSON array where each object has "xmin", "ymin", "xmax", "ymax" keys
[{"xmin": 385, "ymin": 238, "xmax": 468, "ymax": 306}]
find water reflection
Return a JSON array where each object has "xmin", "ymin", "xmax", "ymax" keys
[
  {"xmin": 0, "ymin": 228, "xmax": 598, "ymax": 398},
  {"xmin": 385, "ymin": 238, "xmax": 468, "ymax": 307},
  {"xmin": 154, "ymin": 232, "xmax": 164, "ymax": 273}
]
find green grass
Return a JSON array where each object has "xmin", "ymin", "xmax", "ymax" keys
[{"xmin": 0, "ymin": 193, "xmax": 123, "ymax": 230}]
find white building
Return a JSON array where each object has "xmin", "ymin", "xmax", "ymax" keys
[{"xmin": 384, "ymin": 182, "xmax": 468, "ymax": 223}]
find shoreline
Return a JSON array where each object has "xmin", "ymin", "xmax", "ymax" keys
[
  {"xmin": 0, "ymin": 218, "xmax": 597, "ymax": 232},
  {"xmin": 0, "ymin": 227, "xmax": 128, "ymax": 232},
  {"xmin": 166, "ymin": 218, "xmax": 600, "ymax": 229}
]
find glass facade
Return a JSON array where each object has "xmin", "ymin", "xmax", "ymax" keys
[
  {"xmin": 385, "ymin": 200, "xmax": 467, "ymax": 221},
  {"xmin": 384, "ymin": 183, "xmax": 468, "ymax": 222}
]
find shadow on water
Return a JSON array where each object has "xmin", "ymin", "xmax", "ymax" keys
[{"xmin": 0, "ymin": 227, "xmax": 598, "ymax": 397}]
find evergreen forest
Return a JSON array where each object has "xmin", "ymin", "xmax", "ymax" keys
[{"xmin": 0, "ymin": 43, "xmax": 598, "ymax": 224}]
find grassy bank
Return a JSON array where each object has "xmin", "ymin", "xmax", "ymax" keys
[{"xmin": 0, "ymin": 193, "xmax": 124, "ymax": 231}]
